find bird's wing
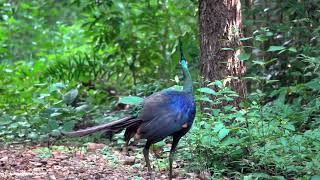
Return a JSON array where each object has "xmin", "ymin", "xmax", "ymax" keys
[{"xmin": 138, "ymin": 90, "xmax": 195, "ymax": 142}]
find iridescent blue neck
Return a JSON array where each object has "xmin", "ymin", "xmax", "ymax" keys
[{"xmin": 181, "ymin": 60, "xmax": 193, "ymax": 93}]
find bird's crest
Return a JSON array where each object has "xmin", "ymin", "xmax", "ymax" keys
[{"xmin": 179, "ymin": 40, "xmax": 186, "ymax": 63}]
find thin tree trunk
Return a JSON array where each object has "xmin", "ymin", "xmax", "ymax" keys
[
  {"xmin": 243, "ymin": 0, "xmax": 253, "ymax": 92},
  {"xmin": 243, "ymin": 0, "xmax": 253, "ymax": 44},
  {"xmin": 199, "ymin": 0, "xmax": 247, "ymax": 107}
]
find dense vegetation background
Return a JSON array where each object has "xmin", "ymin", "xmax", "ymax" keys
[{"xmin": 0, "ymin": 0, "xmax": 319, "ymax": 179}]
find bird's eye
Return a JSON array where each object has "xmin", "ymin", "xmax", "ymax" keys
[{"xmin": 181, "ymin": 60, "xmax": 187, "ymax": 65}]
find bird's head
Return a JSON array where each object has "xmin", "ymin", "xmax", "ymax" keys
[{"xmin": 180, "ymin": 59, "xmax": 188, "ymax": 69}]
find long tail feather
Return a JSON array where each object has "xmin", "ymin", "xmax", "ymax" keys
[{"xmin": 62, "ymin": 116, "xmax": 141, "ymax": 137}]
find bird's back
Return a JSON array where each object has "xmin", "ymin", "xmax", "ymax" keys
[{"xmin": 137, "ymin": 90, "xmax": 196, "ymax": 143}]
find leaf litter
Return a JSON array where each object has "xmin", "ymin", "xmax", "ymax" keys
[{"xmin": 0, "ymin": 143, "xmax": 200, "ymax": 180}]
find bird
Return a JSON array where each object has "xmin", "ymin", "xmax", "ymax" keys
[{"xmin": 62, "ymin": 41, "xmax": 196, "ymax": 180}]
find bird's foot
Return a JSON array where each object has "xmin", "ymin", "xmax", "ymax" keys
[
  {"xmin": 121, "ymin": 149, "xmax": 129, "ymax": 156},
  {"xmin": 148, "ymin": 172, "xmax": 155, "ymax": 180},
  {"xmin": 122, "ymin": 145, "xmax": 135, "ymax": 156},
  {"xmin": 169, "ymin": 169, "xmax": 178, "ymax": 180}
]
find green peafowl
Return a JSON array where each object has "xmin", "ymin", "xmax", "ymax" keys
[{"xmin": 62, "ymin": 42, "xmax": 196, "ymax": 180}]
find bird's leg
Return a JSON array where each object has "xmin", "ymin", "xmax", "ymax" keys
[
  {"xmin": 123, "ymin": 138, "xmax": 130, "ymax": 155},
  {"xmin": 123, "ymin": 127, "xmax": 136, "ymax": 155},
  {"xmin": 169, "ymin": 136, "xmax": 181, "ymax": 180},
  {"xmin": 143, "ymin": 141, "xmax": 155, "ymax": 180},
  {"xmin": 123, "ymin": 129, "xmax": 130, "ymax": 155}
]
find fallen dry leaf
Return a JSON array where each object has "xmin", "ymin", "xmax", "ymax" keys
[
  {"xmin": 0, "ymin": 144, "xmax": 200, "ymax": 180},
  {"xmin": 87, "ymin": 143, "xmax": 105, "ymax": 152}
]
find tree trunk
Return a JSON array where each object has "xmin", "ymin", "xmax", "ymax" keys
[
  {"xmin": 243, "ymin": 0, "xmax": 253, "ymax": 92},
  {"xmin": 199, "ymin": 0, "xmax": 246, "ymax": 107}
]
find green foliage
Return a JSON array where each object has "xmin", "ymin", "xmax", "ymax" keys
[
  {"xmin": 1, "ymin": 0, "xmax": 320, "ymax": 179},
  {"xmin": 100, "ymin": 146, "xmax": 119, "ymax": 165},
  {"xmin": 183, "ymin": 2, "xmax": 320, "ymax": 177},
  {"xmin": 187, "ymin": 85, "xmax": 320, "ymax": 178},
  {"xmin": 33, "ymin": 147, "xmax": 53, "ymax": 159},
  {"xmin": 70, "ymin": 0, "xmax": 198, "ymax": 86},
  {"xmin": 0, "ymin": 1, "xmax": 83, "ymax": 62},
  {"xmin": 45, "ymin": 53, "xmax": 110, "ymax": 83},
  {"xmin": 118, "ymin": 96, "xmax": 144, "ymax": 105}
]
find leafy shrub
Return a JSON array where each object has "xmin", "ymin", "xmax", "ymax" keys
[
  {"xmin": 187, "ymin": 83, "xmax": 320, "ymax": 179},
  {"xmin": 45, "ymin": 53, "xmax": 110, "ymax": 83}
]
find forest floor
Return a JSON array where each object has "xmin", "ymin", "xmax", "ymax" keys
[{"xmin": 0, "ymin": 143, "xmax": 200, "ymax": 180}]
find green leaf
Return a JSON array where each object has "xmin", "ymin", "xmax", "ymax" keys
[
  {"xmin": 214, "ymin": 80, "xmax": 223, "ymax": 88},
  {"xmin": 252, "ymin": 60, "xmax": 266, "ymax": 65},
  {"xmin": 63, "ymin": 89, "xmax": 78, "ymax": 105},
  {"xmin": 39, "ymin": 93, "xmax": 50, "ymax": 99},
  {"xmin": 238, "ymin": 53, "xmax": 251, "ymax": 61},
  {"xmin": 119, "ymin": 96, "xmax": 143, "ymax": 105},
  {"xmin": 48, "ymin": 82, "xmax": 65, "ymax": 93},
  {"xmin": 266, "ymin": 31, "xmax": 274, "ymax": 36},
  {"xmin": 28, "ymin": 132, "xmax": 39, "ymax": 140},
  {"xmin": 48, "ymin": 119, "xmax": 59, "ymax": 130},
  {"xmin": 50, "ymin": 129, "xmax": 61, "ymax": 137},
  {"xmin": 197, "ymin": 87, "xmax": 216, "ymax": 95},
  {"xmin": 0, "ymin": 120, "xmax": 11, "ymax": 127},
  {"xmin": 218, "ymin": 128, "xmax": 230, "ymax": 140},
  {"xmin": 221, "ymin": 137, "xmax": 240, "ymax": 146},
  {"xmin": 63, "ymin": 120, "xmax": 76, "ymax": 131},
  {"xmin": 305, "ymin": 79, "xmax": 320, "ymax": 90},
  {"xmin": 34, "ymin": 83, "xmax": 47, "ymax": 87},
  {"xmin": 278, "ymin": 49, "xmax": 287, "ymax": 54},
  {"xmin": 284, "ymin": 123, "xmax": 295, "ymax": 131},
  {"xmin": 174, "ymin": 75, "xmax": 180, "ymax": 83},
  {"xmin": 221, "ymin": 47, "xmax": 234, "ymax": 51},
  {"xmin": 267, "ymin": 45, "xmax": 286, "ymax": 52},
  {"xmin": 169, "ymin": 85, "xmax": 183, "ymax": 91},
  {"xmin": 214, "ymin": 122, "xmax": 224, "ymax": 132},
  {"xmin": 75, "ymin": 104, "xmax": 89, "ymax": 113},
  {"xmin": 200, "ymin": 135, "xmax": 217, "ymax": 146},
  {"xmin": 255, "ymin": 35, "xmax": 268, "ymax": 42},
  {"xmin": 4, "ymin": 69, "xmax": 13, "ymax": 73},
  {"xmin": 239, "ymin": 37, "xmax": 253, "ymax": 41},
  {"xmin": 266, "ymin": 80, "xmax": 279, "ymax": 84},
  {"xmin": 224, "ymin": 105, "xmax": 234, "ymax": 111},
  {"xmin": 50, "ymin": 112, "xmax": 62, "ymax": 117},
  {"xmin": 272, "ymin": 176, "xmax": 286, "ymax": 180},
  {"xmin": 312, "ymin": 175, "xmax": 320, "ymax": 180},
  {"xmin": 288, "ymin": 47, "xmax": 297, "ymax": 52},
  {"xmin": 154, "ymin": 140, "xmax": 166, "ymax": 147},
  {"xmin": 249, "ymin": 173, "xmax": 272, "ymax": 179},
  {"xmin": 224, "ymin": 96, "xmax": 234, "ymax": 101},
  {"xmin": 0, "ymin": 115, "xmax": 12, "ymax": 125},
  {"xmin": 199, "ymin": 96, "xmax": 213, "ymax": 103}
]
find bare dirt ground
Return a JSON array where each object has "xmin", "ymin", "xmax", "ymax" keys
[{"xmin": 0, "ymin": 144, "xmax": 200, "ymax": 180}]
